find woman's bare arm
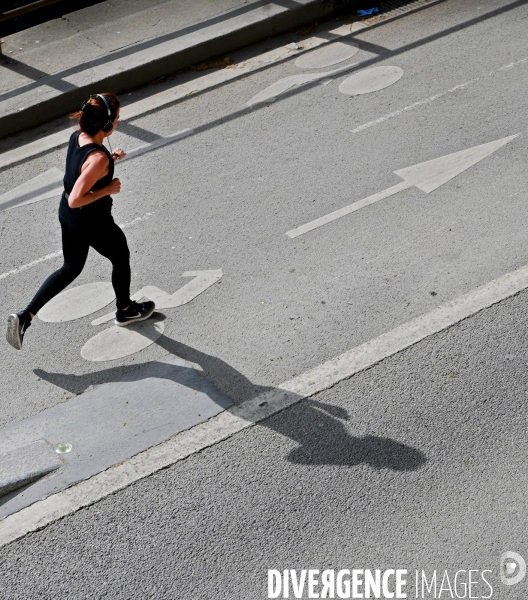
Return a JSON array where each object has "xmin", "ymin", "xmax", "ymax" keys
[{"xmin": 68, "ymin": 150, "xmax": 121, "ymax": 208}]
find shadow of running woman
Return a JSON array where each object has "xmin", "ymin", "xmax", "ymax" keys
[{"xmin": 34, "ymin": 334, "xmax": 426, "ymax": 472}]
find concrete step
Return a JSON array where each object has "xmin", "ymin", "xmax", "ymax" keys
[
  {"xmin": 0, "ymin": 0, "xmax": 337, "ymax": 138},
  {"xmin": 0, "ymin": 354, "xmax": 232, "ymax": 518},
  {"xmin": 0, "ymin": 439, "xmax": 62, "ymax": 498}
]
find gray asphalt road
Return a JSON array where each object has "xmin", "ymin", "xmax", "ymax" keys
[{"xmin": 1, "ymin": 0, "xmax": 528, "ymax": 597}]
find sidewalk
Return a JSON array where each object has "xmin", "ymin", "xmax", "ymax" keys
[{"xmin": 0, "ymin": 0, "xmax": 337, "ymax": 138}]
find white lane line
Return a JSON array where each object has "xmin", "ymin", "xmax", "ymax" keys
[
  {"xmin": 0, "ymin": 212, "xmax": 154, "ymax": 282},
  {"xmin": 351, "ymin": 52, "xmax": 528, "ymax": 134},
  {"xmin": 3, "ymin": 261, "xmax": 528, "ymax": 546},
  {"xmin": 0, "ymin": 251, "xmax": 62, "ymax": 281},
  {"xmin": 119, "ymin": 211, "xmax": 154, "ymax": 229},
  {"xmin": 0, "ymin": 24, "xmax": 363, "ymax": 171},
  {"xmin": 350, "ymin": 79, "xmax": 478, "ymax": 133}
]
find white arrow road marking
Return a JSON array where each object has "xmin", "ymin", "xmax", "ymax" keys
[
  {"xmin": 247, "ymin": 64, "xmax": 358, "ymax": 106},
  {"xmin": 81, "ymin": 320, "xmax": 164, "ymax": 362},
  {"xmin": 91, "ymin": 270, "xmax": 223, "ymax": 326},
  {"xmin": 0, "ymin": 168, "xmax": 63, "ymax": 212},
  {"xmin": 286, "ymin": 134, "xmax": 519, "ymax": 238},
  {"xmin": 38, "ymin": 282, "xmax": 115, "ymax": 323},
  {"xmin": 131, "ymin": 269, "xmax": 224, "ymax": 309},
  {"xmin": 393, "ymin": 134, "xmax": 519, "ymax": 193},
  {"xmin": 295, "ymin": 42, "xmax": 359, "ymax": 69},
  {"xmin": 287, "ymin": 180, "xmax": 411, "ymax": 238}
]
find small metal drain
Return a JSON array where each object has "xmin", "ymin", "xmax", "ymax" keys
[
  {"xmin": 378, "ymin": 0, "xmax": 442, "ymax": 18},
  {"xmin": 339, "ymin": 0, "xmax": 443, "ymax": 21}
]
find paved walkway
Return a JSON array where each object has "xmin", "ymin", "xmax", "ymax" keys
[{"xmin": 0, "ymin": 0, "xmax": 335, "ymax": 137}]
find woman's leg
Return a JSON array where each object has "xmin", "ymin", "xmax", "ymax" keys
[
  {"xmin": 7, "ymin": 220, "xmax": 89, "ymax": 349},
  {"xmin": 88, "ymin": 221, "xmax": 131, "ymax": 310},
  {"xmin": 88, "ymin": 220, "xmax": 154, "ymax": 326},
  {"xmin": 25, "ymin": 220, "xmax": 89, "ymax": 316}
]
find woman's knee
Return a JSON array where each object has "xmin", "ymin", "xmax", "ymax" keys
[{"xmin": 61, "ymin": 260, "xmax": 84, "ymax": 280}]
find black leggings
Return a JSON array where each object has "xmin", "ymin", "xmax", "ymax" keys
[{"xmin": 26, "ymin": 217, "xmax": 131, "ymax": 316}]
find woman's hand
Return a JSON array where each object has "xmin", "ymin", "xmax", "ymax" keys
[
  {"xmin": 105, "ymin": 178, "xmax": 122, "ymax": 195},
  {"xmin": 111, "ymin": 148, "xmax": 126, "ymax": 161}
]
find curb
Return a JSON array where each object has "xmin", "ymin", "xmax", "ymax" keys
[{"xmin": 0, "ymin": 0, "xmax": 337, "ymax": 138}]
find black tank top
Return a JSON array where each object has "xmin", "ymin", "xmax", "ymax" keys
[{"xmin": 59, "ymin": 130, "xmax": 114, "ymax": 227}]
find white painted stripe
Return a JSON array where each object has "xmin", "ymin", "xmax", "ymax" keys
[
  {"xmin": 0, "ymin": 213, "xmax": 154, "ymax": 282},
  {"xmin": 350, "ymin": 79, "xmax": 479, "ymax": 133},
  {"xmin": 350, "ymin": 53, "xmax": 528, "ymax": 134},
  {"xmin": 286, "ymin": 180, "xmax": 411, "ymax": 238},
  {"xmin": 0, "ymin": 251, "xmax": 62, "ymax": 281},
  {"xmin": 119, "ymin": 212, "xmax": 154, "ymax": 229},
  {"xmin": 2, "ymin": 261, "xmax": 528, "ymax": 546}
]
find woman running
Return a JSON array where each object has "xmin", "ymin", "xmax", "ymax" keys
[{"xmin": 6, "ymin": 92, "xmax": 154, "ymax": 350}]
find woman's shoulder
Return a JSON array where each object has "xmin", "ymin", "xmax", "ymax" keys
[{"xmin": 83, "ymin": 148, "xmax": 110, "ymax": 167}]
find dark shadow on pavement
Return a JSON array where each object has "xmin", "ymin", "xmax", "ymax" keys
[
  {"xmin": 33, "ymin": 334, "xmax": 426, "ymax": 472},
  {"xmin": 34, "ymin": 331, "xmax": 276, "ymax": 404},
  {"xmin": 267, "ymin": 398, "xmax": 426, "ymax": 470}
]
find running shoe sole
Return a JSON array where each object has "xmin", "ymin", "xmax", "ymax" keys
[
  {"xmin": 6, "ymin": 313, "xmax": 22, "ymax": 350},
  {"xmin": 114, "ymin": 304, "xmax": 156, "ymax": 327}
]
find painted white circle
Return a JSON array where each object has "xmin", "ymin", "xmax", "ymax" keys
[
  {"xmin": 38, "ymin": 282, "xmax": 115, "ymax": 322},
  {"xmin": 295, "ymin": 42, "xmax": 359, "ymax": 69},
  {"xmin": 81, "ymin": 320, "xmax": 164, "ymax": 362},
  {"xmin": 338, "ymin": 66, "xmax": 404, "ymax": 96}
]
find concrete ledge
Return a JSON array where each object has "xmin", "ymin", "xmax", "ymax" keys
[
  {"xmin": 0, "ymin": 440, "xmax": 62, "ymax": 498},
  {"xmin": 0, "ymin": 354, "xmax": 232, "ymax": 518},
  {"xmin": 0, "ymin": 0, "xmax": 337, "ymax": 138}
]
